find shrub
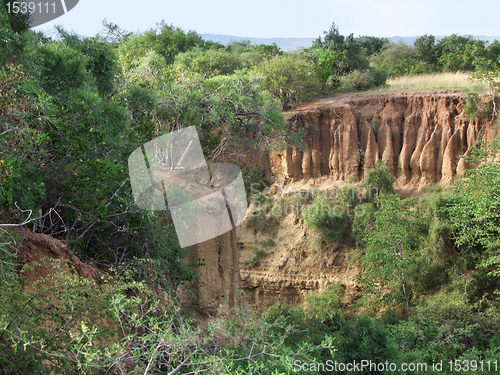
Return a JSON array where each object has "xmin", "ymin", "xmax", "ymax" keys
[
  {"xmin": 302, "ymin": 197, "xmax": 350, "ymax": 244},
  {"xmin": 175, "ymin": 48, "xmax": 244, "ymax": 77},
  {"xmin": 391, "ymin": 291, "xmax": 500, "ymax": 366},
  {"xmin": 30, "ymin": 42, "xmax": 93, "ymax": 96},
  {"xmin": 463, "ymin": 89, "xmax": 495, "ymax": 121},
  {"xmin": 253, "ymin": 54, "xmax": 320, "ymax": 109},
  {"xmin": 0, "ymin": 264, "xmax": 331, "ymax": 374},
  {"xmin": 337, "ymin": 68, "xmax": 386, "ymax": 92},
  {"xmin": 363, "ymin": 161, "xmax": 396, "ymax": 197},
  {"xmin": 371, "ymin": 43, "xmax": 436, "ymax": 77},
  {"xmin": 334, "ymin": 315, "xmax": 399, "ymax": 372}
]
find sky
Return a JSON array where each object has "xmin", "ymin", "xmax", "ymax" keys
[{"xmin": 33, "ymin": 0, "xmax": 500, "ymax": 39}]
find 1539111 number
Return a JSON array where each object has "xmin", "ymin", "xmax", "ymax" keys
[
  {"xmin": 448, "ymin": 360, "xmax": 498, "ymax": 372},
  {"xmin": 6, "ymin": 2, "xmax": 57, "ymax": 14}
]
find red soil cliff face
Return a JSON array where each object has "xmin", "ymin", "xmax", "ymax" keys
[
  {"xmin": 238, "ymin": 91, "xmax": 497, "ymax": 309},
  {"xmin": 257, "ymin": 91, "xmax": 496, "ymax": 187}
]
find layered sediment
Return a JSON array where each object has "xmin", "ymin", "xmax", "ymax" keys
[
  {"xmin": 240, "ymin": 91, "xmax": 497, "ymax": 309},
  {"xmin": 258, "ymin": 91, "xmax": 496, "ymax": 187}
]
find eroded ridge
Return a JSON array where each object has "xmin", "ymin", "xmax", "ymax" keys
[{"xmin": 260, "ymin": 92, "xmax": 496, "ymax": 187}]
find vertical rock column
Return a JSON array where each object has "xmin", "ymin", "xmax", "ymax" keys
[{"xmin": 189, "ymin": 228, "xmax": 242, "ymax": 316}]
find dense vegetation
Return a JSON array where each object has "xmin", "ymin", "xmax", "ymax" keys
[{"xmin": 1, "ymin": 4, "xmax": 500, "ymax": 373}]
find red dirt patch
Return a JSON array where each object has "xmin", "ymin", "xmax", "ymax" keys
[{"xmin": 10, "ymin": 227, "xmax": 103, "ymax": 286}]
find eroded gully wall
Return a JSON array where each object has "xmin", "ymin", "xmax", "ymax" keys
[
  {"xmin": 256, "ymin": 92, "xmax": 497, "ymax": 186},
  {"xmin": 238, "ymin": 92, "xmax": 497, "ymax": 309},
  {"xmin": 194, "ymin": 92, "xmax": 496, "ymax": 313},
  {"xmin": 187, "ymin": 228, "xmax": 245, "ymax": 316}
]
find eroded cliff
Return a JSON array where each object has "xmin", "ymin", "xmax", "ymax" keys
[
  {"xmin": 240, "ymin": 90, "xmax": 497, "ymax": 309},
  {"xmin": 258, "ymin": 91, "xmax": 496, "ymax": 187},
  {"xmin": 188, "ymin": 228, "xmax": 245, "ymax": 315}
]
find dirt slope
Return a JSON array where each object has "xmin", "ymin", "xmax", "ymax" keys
[
  {"xmin": 12, "ymin": 228, "xmax": 103, "ymax": 286},
  {"xmin": 240, "ymin": 90, "xmax": 497, "ymax": 309}
]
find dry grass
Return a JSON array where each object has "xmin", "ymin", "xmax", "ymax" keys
[{"xmin": 376, "ymin": 72, "xmax": 483, "ymax": 93}]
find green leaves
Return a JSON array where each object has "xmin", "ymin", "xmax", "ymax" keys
[
  {"xmin": 447, "ymin": 140, "xmax": 500, "ymax": 277},
  {"xmin": 253, "ymin": 54, "xmax": 320, "ymax": 110},
  {"xmin": 153, "ymin": 71, "xmax": 292, "ymax": 155},
  {"xmin": 117, "ymin": 23, "xmax": 204, "ymax": 69},
  {"xmin": 360, "ymin": 195, "xmax": 425, "ymax": 307}
]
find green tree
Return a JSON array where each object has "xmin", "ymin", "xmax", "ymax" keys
[
  {"xmin": 356, "ymin": 35, "xmax": 388, "ymax": 56},
  {"xmin": 118, "ymin": 23, "xmax": 204, "ymax": 69},
  {"xmin": 309, "ymin": 48, "xmax": 338, "ymax": 85},
  {"xmin": 253, "ymin": 54, "xmax": 319, "ymax": 109},
  {"xmin": 363, "ymin": 161, "xmax": 396, "ymax": 197},
  {"xmin": 2, "ymin": 0, "xmax": 30, "ymax": 32},
  {"xmin": 469, "ymin": 63, "xmax": 500, "ymax": 122},
  {"xmin": 313, "ymin": 23, "xmax": 379, "ymax": 76},
  {"xmin": 0, "ymin": 4, "xmax": 48, "ymax": 65},
  {"xmin": 55, "ymin": 28, "xmax": 120, "ymax": 97},
  {"xmin": 447, "ymin": 139, "xmax": 500, "ymax": 280},
  {"xmin": 302, "ymin": 196, "xmax": 350, "ymax": 244},
  {"xmin": 484, "ymin": 40, "xmax": 500, "ymax": 70},
  {"xmin": 414, "ymin": 34, "xmax": 438, "ymax": 66},
  {"xmin": 174, "ymin": 48, "xmax": 244, "ymax": 77},
  {"xmin": 251, "ymin": 42, "xmax": 282, "ymax": 56},
  {"xmin": 370, "ymin": 43, "xmax": 434, "ymax": 77},
  {"xmin": 361, "ymin": 195, "xmax": 425, "ymax": 311},
  {"xmin": 322, "ymin": 22, "xmax": 345, "ymax": 50},
  {"xmin": 436, "ymin": 35, "xmax": 486, "ymax": 72},
  {"xmin": 0, "ymin": 64, "xmax": 47, "ymax": 210},
  {"xmin": 155, "ymin": 71, "xmax": 298, "ymax": 155}
]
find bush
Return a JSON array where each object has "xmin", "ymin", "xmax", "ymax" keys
[
  {"xmin": 336, "ymin": 68, "xmax": 386, "ymax": 92},
  {"xmin": 436, "ymin": 35, "xmax": 485, "ymax": 72},
  {"xmin": 253, "ymin": 54, "xmax": 320, "ymax": 109},
  {"xmin": 56, "ymin": 29, "xmax": 120, "ymax": 97},
  {"xmin": 391, "ymin": 291, "xmax": 500, "ymax": 367},
  {"xmin": 1, "ymin": 264, "xmax": 332, "ymax": 374},
  {"xmin": 351, "ymin": 202, "xmax": 376, "ymax": 246},
  {"xmin": 174, "ymin": 48, "xmax": 244, "ymax": 77},
  {"xmin": 118, "ymin": 24, "xmax": 204, "ymax": 68},
  {"xmin": 302, "ymin": 197, "xmax": 350, "ymax": 244},
  {"xmin": 0, "ymin": 64, "xmax": 48, "ymax": 211},
  {"xmin": 30, "ymin": 42, "xmax": 93, "ymax": 97},
  {"xmin": 363, "ymin": 161, "xmax": 396, "ymax": 197},
  {"xmin": 463, "ymin": 89, "xmax": 495, "ymax": 120},
  {"xmin": 371, "ymin": 43, "xmax": 436, "ymax": 77},
  {"xmin": 334, "ymin": 315, "xmax": 399, "ymax": 372}
]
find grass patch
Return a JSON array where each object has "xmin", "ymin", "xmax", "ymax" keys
[
  {"xmin": 374, "ymin": 72, "xmax": 480, "ymax": 93},
  {"xmin": 261, "ymin": 238, "xmax": 276, "ymax": 248}
]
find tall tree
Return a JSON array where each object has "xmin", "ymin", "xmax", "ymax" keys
[{"xmin": 361, "ymin": 195, "xmax": 425, "ymax": 311}]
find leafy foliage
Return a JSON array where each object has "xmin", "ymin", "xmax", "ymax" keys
[
  {"xmin": 253, "ymin": 54, "xmax": 320, "ymax": 109},
  {"xmin": 447, "ymin": 139, "xmax": 500, "ymax": 277},
  {"xmin": 118, "ymin": 22, "xmax": 204, "ymax": 68},
  {"xmin": 0, "ymin": 263, "xmax": 331, "ymax": 374},
  {"xmin": 360, "ymin": 195, "xmax": 426, "ymax": 309},
  {"xmin": 310, "ymin": 23, "xmax": 387, "ymax": 93},
  {"xmin": 302, "ymin": 196, "xmax": 350, "ymax": 244},
  {"xmin": 371, "ymin": 33, "xmax": 500, "ymax": 79},
  {"xmin": 370, "ymin": 43, "xmax": 436, "ymax": 77},
  {"xmin": 363, "ymin": 161, "xmax": 396, "ymax": 196}
]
